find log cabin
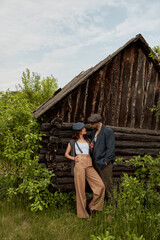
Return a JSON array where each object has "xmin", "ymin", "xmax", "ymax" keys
[{"xmin": 33, "ymin": 34, "xmax": 160, "ymax": 191}]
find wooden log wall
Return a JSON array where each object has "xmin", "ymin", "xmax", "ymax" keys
[
  {"xmin": 43, "ymin": 42, "xmax": 160, "ymax": 130},
  {"xmin": 39, "ymin": 119, "xmax": 160, "ymax": 191}
]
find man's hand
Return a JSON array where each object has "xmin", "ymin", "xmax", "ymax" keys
[
  {"xmin": 90, "ymin": 142, "xmax": 94, "ymax": 149},
  {"xmin": 105, "ymin": 162, "xmax": 108, "ymax": 166}
]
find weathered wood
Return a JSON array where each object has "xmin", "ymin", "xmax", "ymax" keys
[
  {"xmin": 38, "ymin": 154, "xmax": 45, "ymax": 161},
  {"xmin": 56, "ymin": 177, "xmax": 74, "ymax": 184},
  {"xmin": 54, "ymin": 155, "xmax": 70, "ymax": 163},
  {"xmin": 49, "ymin": 122, "xmax": 160, "ymax": 135},
  {"xmin": 45, "ymin": 152, "xmax": 55, "ymax": 162},
  {"xmin": 51, "ymin": 117, "xmax": 63, "ymax": 128},
  {"xmin": 74, "ymin": 86, "xmax": 81, "ymax": 122},
  {"xmin": 34, "ymin": 34, "xmax": 160, "ymax": 192},
  {"xmin": 40, "ymin": 131, "xmax": 50, "ymax": 137},
  {"xmin": 41, "ymin": 123, "xmax": 51, "ymax": 130},
  {"xmin": 115, "ymin": 141, "xmax": 160, "ymax": 148},
  {"xmin": 34, "ymin": 34, "xmax": 160, "ymax": 131},
  {"xmin": 115, "ymin": 133, "xmax": 160, "ymax": 141},
  {"xmin": 39, "ymin": 148, "xmax": 48, "ymax": 154},
  {"xmin": 49, "ymin": 136, "xmax": 63, "ymax": 144},
  {"xmin": 115, "ymin": 148, "xmax": 159, "ymax": 155},
  {"xmin": 41, "ymin": 138, "xmax": 49, "ymax": 144},
  {"xmin": 53, "ymin": 171, "xmax": 72, "ymax": 177},
  {"xmin": 51, "ymin": 162, "xmax": 71, "ymax": 171},
  {"xmin": 53, "ymin": 184, "xmax": 75, "ymax": 190}
]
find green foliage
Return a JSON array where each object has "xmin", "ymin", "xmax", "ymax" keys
[
  {"xmin": 0, "ymin": 173, "xmax": 160, "ymax": 240},
  {"xmin": 0, "ymin": 88, "xmax": 55, "ymax": 211},
  {"xmin": 17, "ymin": 68, "xmax": 58, "ymax": 109},
  {"xmin": 91, "ymin": 231, "xmax": 145, "ymax": 240},
  {"xmin": 126, "ymin": 154, "xmax": 160, "ymax": 189},
  {"xmin": 149, "ymin": 46, "xmax": 160, "ymax": 116},
  {"xmin": 149, "ymin": 46, "xmax": 160, "ymax": 64},
  {"xmin": 0, "ymin": 69, "xmax": 59, "ymax": 211},
  {"xmin": 52, "ymin": 190, "xmax": 76, "ymax": 208},
  {"xmin": 0, "ymin": 174, "xmax": 15, "ymax": 200},
  {"xmin": 150, "ymin": 102, "xmax": 160, "ymax": 116},
  {"xmin": 120, "ymin": 173, "xmax": 146, "ymax": 210},
  {"xmin": 115, "ymin": 157, "xmax": 124, "ymax": 163},
  {"xmin": 91, "ymin": 231, "xmax": 115, "ymax": 240}
]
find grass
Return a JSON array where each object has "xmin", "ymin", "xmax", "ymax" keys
[
  {"xmin": 0, "ymin": 173, "xmax": 160, "ymax": 240},
  {"xmin": 0, "ymin": 194, "xmax": 160, "ymax": 240},
  {"xmin": 0, "ymin": 198, "xmax": 108, "ymax": 240}
]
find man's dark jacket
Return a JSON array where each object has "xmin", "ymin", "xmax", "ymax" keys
[{"xmin": 91, "ymin": 125, "xmax": 115, "ymax": 170}]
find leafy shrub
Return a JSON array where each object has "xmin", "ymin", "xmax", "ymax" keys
[
  {"xmin": 52, "ymin": 190, "xmax": 76, "ymax": 208},
  {"xmin": 0, "ymin": 91, "xmax": 54, "ymax": 211},
  {"xmin": 126, "ymin": 154, "xmax": 160, "ymax": 189},
  {"xmin": 91, "ymin": 231, "xmax": 115, "ymax": 240},
  {"xmin": 91, "ymin": 231, "xmax": 145, "ymax": 240}
]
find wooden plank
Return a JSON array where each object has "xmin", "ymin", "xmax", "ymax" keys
[
  {"xmin": 115, "ymin": 148, "xmax": 159, "ymax": 155},
  {"xmin": 115, "ymin": 132, "xmax": 160, "ymax": 141},
  {"xmin": 98, "ymin": 66, "xmax": 107, "ymax": 115},
  {"xmin": 49, "ymin": 122, "xmax": 160, "ymax": 135},
  {"xmin": 74, "ymin": 86, "xmax": 81, "ymax": 122},
  {"xmin": 115, "ymin": 140, "xmax": 160, "ymax": 148},
  {"xmin": 40, "ymin": 131, "xmax": 50, "ymax": 137},
  {"xmin": 41, "ymin": 123, "xmax": 51, "ymax": 131},
  {"xmin": 134, "ymin": 48, "xmax": 146, "ymax": 128},
  {"xmin": 56, "ymin": 177, "xmax": 74, "ymax": 184},
  {"xmin": 83, "ymin": 80, "xmax": 89, "ymax": 120},
  {"xmin": 91, "ymin": 74, "xmax": 101, "ymax": 113},
  {"xmin": 112, "ymin": 54, "xmax": 121, "ymax": 126},
  {"xmin": 53, "ymin": 184, "xmax": 75, "ymax": 190},
  {"xmin": 55, "ymin": 155, "xmax": 70, "ymax": 163},
  {"xmin": 142, "ymin": 63, "xmax": 153, "ymax": 129},
  {"xmin": 54, "ymin": 171, "xmax": 72, "ymax": 177}
]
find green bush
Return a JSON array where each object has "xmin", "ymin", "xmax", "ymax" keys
[
  {"xmin": 102, "ymin": 171, "xmax": 160, "ymax": 240},
  {"xmin": 0, "ymin": 91, "xmax": 54, "ymax": 211},
  {"xmin": 52, "ymin": 190, "xmax": 76, "ymax": 208}
]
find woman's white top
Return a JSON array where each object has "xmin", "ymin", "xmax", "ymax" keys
[{"xmin": 75, "ymin": 142, "xmax": 89, "ymax": 154}]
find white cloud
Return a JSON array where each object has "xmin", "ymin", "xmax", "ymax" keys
[{"xmin": 0, "ymin": 0, "xmax": 160, "ymax": 91}]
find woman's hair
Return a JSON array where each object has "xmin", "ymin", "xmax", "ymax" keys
[{"xmin": 72, "ymin": 130, "xmax": 89, "ymax": 141}]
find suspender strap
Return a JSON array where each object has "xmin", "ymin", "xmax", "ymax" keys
[{"xmin": 75, "ymin": 141, "xmax": 83, "ymax": 153}]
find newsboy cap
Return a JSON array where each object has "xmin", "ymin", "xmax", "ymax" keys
[
  {"xmin": 88, "ymin": 114, "xmax": 102, "ymax": 123},
  {"xmin": 72, "ymin": 122, "xmax": 85, "ymax": 131}
]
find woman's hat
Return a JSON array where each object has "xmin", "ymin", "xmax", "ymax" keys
[{"xmin": 72, "ymin": 122, "xmax": 85, "ymax": 131}]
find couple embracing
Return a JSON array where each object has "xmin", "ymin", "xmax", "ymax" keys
[{"xmin": 65, "ymin": 114, "xmax": 115, "ymax": 219}]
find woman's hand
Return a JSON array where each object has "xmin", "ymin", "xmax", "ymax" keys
[{"xmin": 74, "ymin": 156, "xmax": 79, "ymax": 162}]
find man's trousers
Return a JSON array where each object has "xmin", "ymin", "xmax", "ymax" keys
[{"xmin": 94, "ymin": 161, "xmax": 113, "ymax": 202}]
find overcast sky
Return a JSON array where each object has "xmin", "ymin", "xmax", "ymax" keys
[{"xmin": 0, "ymin": 0, "xmax": 160, "ymax": 92}]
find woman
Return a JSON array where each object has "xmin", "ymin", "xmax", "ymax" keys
[{"xmin": 65, "ymin": 122, "xmax": 105, "ymax": 219}]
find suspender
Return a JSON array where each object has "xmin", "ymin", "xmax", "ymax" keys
[
  {"xmin": 75, "ymin": 141, "xmax": 83, "ymax": 153},
  {"xmin": 75, "ymin": 141, "xmax": 90, "ymax": 154}
]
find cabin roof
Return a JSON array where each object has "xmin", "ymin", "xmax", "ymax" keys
[{"xmin": 33, "ymin": 33, "xmax": 159, "ymax": 119}]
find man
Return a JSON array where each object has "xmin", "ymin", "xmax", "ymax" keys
[{"xmin": 88, "ymin": 113, "xmax": 115, "ymax": 203}]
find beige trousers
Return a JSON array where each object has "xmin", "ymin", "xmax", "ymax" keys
[{"xmin": 74, "ymin": 154, "xmax": 105, "ymax": 219}]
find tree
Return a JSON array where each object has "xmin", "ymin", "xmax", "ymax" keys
[
  {"xmin": 0, "ymin": 68, "xmax": 58, "ymax": 210},
  {"xmin": 149, "ymin": 46, "xmax": 160, "ymax": 116},
  {"xmin": 0, "ymin": 90, "xmax": 55, "ymax": 211},
  {"xmin": 17, "ymin": 69, "xmax": 58, "ymax": 109},
  {"xmin": 149, "ymin": 46, "xmax": 160, "ymax": 64}
]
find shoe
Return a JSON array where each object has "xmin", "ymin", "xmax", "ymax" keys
[{"xmin": 88, "ymin": 206, "xmax": 96, "ymax": 218}]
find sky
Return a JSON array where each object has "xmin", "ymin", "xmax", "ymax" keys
[{"xmin": 0, "ymin": 0, "xmax": 160, "ymax": 92}]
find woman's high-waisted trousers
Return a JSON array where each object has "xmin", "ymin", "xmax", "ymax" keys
[{"xmin": 74, "ymin": 154, "xmax": 105, "ymax": 219}]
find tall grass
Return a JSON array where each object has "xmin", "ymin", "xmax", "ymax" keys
[
  {"xmin": 0, "ymin": 174, "xmax": 160, "ymax": 240},
  {"xmin": 0, "ymin": 197, "xmax": 106, "ymax": 240}
]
